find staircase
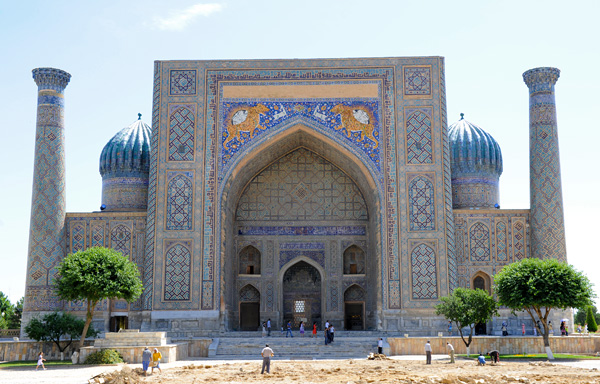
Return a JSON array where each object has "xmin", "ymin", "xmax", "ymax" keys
[{"xmin": 210, "ymin": 332, "xmax": 383, "ymax": 359}]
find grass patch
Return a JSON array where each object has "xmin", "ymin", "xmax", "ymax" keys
[
  {"xmin": 0, "ymin": 360, "xmax": 74, "ymax": 369},
  {"xmin": 458, "ymin": 353, "xmax": 600, "ymax": 360}
]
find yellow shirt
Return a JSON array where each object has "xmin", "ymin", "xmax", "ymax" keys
[{"xmin": 152, "ymin": 351, "xmax": 162, "ymax": 362}]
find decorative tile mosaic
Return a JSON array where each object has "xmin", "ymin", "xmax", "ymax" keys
[
  {"xmin": 169, "ymin": 70, "xmax": 196, "ymax": 95},
  {"xmin": 279, "ymin": 250, "xmax": 325, "ymax": 269},
  {"xmin": 238, "ymin": 226, "xmax": 367, "ymax": 236},
  {"xmin": 165, "ymin": 171, "xmax": 194, "ymax": 230},
  {"xmin": 279, "ymin": 242, "xmax": 325, "ymax": 250},
  {"xmin": 407, "ymin": 174, "xmax": 436, "ymax": 231},
  {"xmin": 239, "ymin": 284, "xmax": 260, "ymax": 302},
  {"xmin": 405, "ymin": 108, "xmax": 433, "ymax": 164},
  {"xmin": 164, "ymin": 240, "xmax": 192, "ymax": 301},
  {"xmin": 403, "ymin": 66, "xmax": 432, "ymax": 96},
  {"xmin": 469, "ymin": 222, "xmax": 490, "ymax": 262},
  {"xmin": 168, "ymin": 104, "xmax": 196, "ymax": 161},
  {"xmin": 410, "ymin": 242, "xmax": 438, "ymax": 299}
]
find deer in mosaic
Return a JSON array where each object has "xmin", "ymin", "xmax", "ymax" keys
[
  {"xmin": 330, "ymin": 104, "xmax": 379, "ymax": 148},
  {"xmin": 224, "ymin": 103, "xmax": 270, "ymax": 150}
]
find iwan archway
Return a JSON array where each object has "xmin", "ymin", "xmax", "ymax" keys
[{"xmin": 220, "ymin": 125, "xmax": 382, "ymax": 331}]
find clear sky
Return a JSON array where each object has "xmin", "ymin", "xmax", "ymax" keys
[{"xmin": 0, "ymin": 0, "xmax": 598, "ymax": 305}]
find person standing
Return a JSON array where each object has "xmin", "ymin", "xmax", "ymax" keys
[
  {"xmin": 260, "ymin": 344, "xmax": 274, "ymax": 374},
  {"xmin": 378, "ymin": 338, "xmax": 383, "ymax": 354},
  {"xmin": 262, "ymin": 322, "xmax": 267, "ymax": 337},
  {"xmin": 448, "ymin": 321, "xmax": 452, "ymax": 336},
  {"xmin": 330, "ymin": 325, "xmax": 335, "ymax": 342},
  {"xmin": 425, "ymin": 340, "xmax": 432, "ymax": 364},
  {"xmin": 142, "ymin": 347, "xmax": 152, "ymax": 376},
  {"xmin": 501, "ymin": 322, "xmax": 508, "ymax": 336},
  {"xmin": 522, "ymin": 323, "xmax": 526, "ymax": 336},
  {"xmin": 151, "ymin": 348, "xmax": 162, "ymax": 374},
  {"xmin": 560, "ymin": 321, "xmax": 565, "ymax": 336},
  {"xmin": 299, "ymin": 321, "xmax": 305, "ymax": 337},
  {"xmin": 36, "ymin": 352, "xmax": 46, "ymax": 370},
  {"xmin": 446, "ymin": 342, "xmax": 455, "ymax": 364},
  {"xmin": 286, "ymin": 321, "xmax": 293, "ymax": 338},
  {"xmin": 267, "ymin": 318, "xmax": 272, "ymax": 337},
  {"xmin": 548, "ymin": 320, "xmax": 553, "ymax": 335},
  {"xmin": 312, "ymin": 322, "xmax": 317, "ymax": 338},
  {"xmin": 324, "ymin": 326, "xmax": 329, "ymax": 345}
]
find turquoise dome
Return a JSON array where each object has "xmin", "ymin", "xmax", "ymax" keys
[
  {"xmin": 99, "ymin": 116, "xmax": 151, "ymax": 178},
  {"xmin": 448, "ymin": 114, "xmax": 503, "ymax": 178},
  {"xmin": 448, "ymin": 114, "xmax": 503, "ymax": 209}
]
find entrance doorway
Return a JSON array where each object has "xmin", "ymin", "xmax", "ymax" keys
[
  {"xmin": 282, "ymin": 261, "xmax": 321, "ymax": 327},
  {"xmin": 344, "ymin": 285, "xmax": 366, "ymax": 330},
  {"xmin": 239, "ymin": 285, "xmax": 260, "ymax": 330},
  {"xmin": 109, "ymin": 316, "xmax": 128, "ymax": 332}
]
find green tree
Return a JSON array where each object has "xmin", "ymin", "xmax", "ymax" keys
[
  {"xmin": 494, "ymin": 258, "xmax": 595, "ymax": 359},
  {"xmin": 24, "ymin": 311, "xmax": 99, "ymax": 359},
  {"xmin": 586, "ymin": 306, "xmax": 598, "ymax": 333},
  {"xmin": 7, "ymin": 297, "xmax": 23, "ymax": 329},
  {"xmin": 55, "ymin": 247, "xmax": 143, "ymax": 351},
  {"xmin": 575, "ymin": 305, "xmax": 600, "ymax": 327},
  {"xmin": 435, "ymin": 287, "xmax": 498, "ymax": 357},
  {"xmin": 0, "ymin": 292, "xmax": 14, "ymax": 329}
]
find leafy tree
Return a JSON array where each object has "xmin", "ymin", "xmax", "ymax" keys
[
  {"xmin": 7, "ymin": 297, "xmax": 23, "ymax": 329},
  {"xmin": 24, "ymin": 312, "xmax": 99, "ymax": 357},
  {"xmin": 435, "ymin": 287, "xmax": 498, "ymax": 357},
  {"xmin": 495, "ymin": 258, "xmax": 595, "ymax": 359},
  {"xmin": 0, "ymin": 292, "xmax": 15, "ymax": 329},
  {"xmin": 575, "ymin": 305, "xmax": 600, "ymax": 327},
  {"xmin": 586, "ymin": 306, "xmax": 598, "ymax": 333},
  {"xmin": 55, "ymin": 247, "xmax": 143, "ymax": 351}
]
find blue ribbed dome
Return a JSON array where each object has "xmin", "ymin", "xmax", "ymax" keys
[
  {"xmin": 448, "ymin": 114, "xmax": 503, "ymax": 178},
  {"xmin": 99, "ymin": 116, "xmax": 151, "ymax": 178}
]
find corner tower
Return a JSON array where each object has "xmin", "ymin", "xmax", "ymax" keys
[
  {"xmin": 523, "ymin": 67, "xmax": 567, "ymax": 261},
  {"xmin": 23, "ymin": 68, "xmax": 71, "ymax": 328}
]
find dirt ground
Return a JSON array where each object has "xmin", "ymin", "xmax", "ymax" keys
[{"xmin": 96, "ymin": 358, "xmax": 600, "ymax": 384}]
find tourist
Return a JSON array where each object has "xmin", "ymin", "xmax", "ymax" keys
[
  {"xmin": 565, "ymin": 324, "xmax": 569, "ymax": 336},
  {"xmin": 151, "ymin": 348, "xmax": 162, "ymax": 374},
  {"xmin": 35, "ymin": 352, "xmax": 46, "ymax": 370},
  {"xmin": 330, "ymin": 324, "xmax": 335, "ymax": 342},
  {"xmin": 260, "ymin": 344, "xmax": 274, "ymax": 374},
  {"xmin": 448, "ymin": 321, "xmax": 452, "ymax": 336},
  {"xmin": 324, "ymin": 326, "xmax": 329, "ymax": 345},
  {"xmin": 286, "ymin": 321, "xmax": 293, "ymax": 338},
  {"xmin": 378, "ymin": 338, "xmax": 383, "ymax": 354},
  {"xmin": 262, "ymin": 322, "xmax": 267, "ymax": 337},
  {"xmin": 584, "ymin": 323, "xmax": 588, "ymax": 334},
  {"xmin": 548, "ymin": 320, "xmax": 553, "ymax": 335},
  {"xmin": 488, "ymin": 350, "xmax": 499, "ymax": 364},
  {"xmin": 477, "ymin": 353, "xmax": 486, "ymax": 365},
  {"xmin": 560, "ymin": 321, "xmax": 566, "ymax": 336},
  {"xmin": 142, "ymin": 347, "xmax": 152, "ymax": 376},
  {"xmin": 312, "ymin": 322, "xmax": 317, "ymax": 338},
  {"xmin": 536, "ymin": 320, "xmax": 541, "ymax": 336},
  {"xmin": 522, "ymin": 323, "xmax": 526, "ymax": 336},
  {"xmin": 299, "ymin": 321, "xmax": 305, "ymax": 337},
  {"xmin": 446, "ymin": 342, "xmax": 455, "ymax": 363},
  {"xmin": 267, "ymin": 318, "xmax": 272, "ymax": 336},
  {"xmin": 424, "ymin": 340, "xmax": 432, "ymax": 364},
  {"xmin": 325, "ymin": 320, "xmax": 330, "ymax": 329},
  {"xmin": 501, "ymin": 321, "xmax": 508, "ymax": 336}
]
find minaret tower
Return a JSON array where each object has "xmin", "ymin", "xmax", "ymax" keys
[
  {"xmin": 523, "ymin": 67, "xmax": 567, "ymax": 262},
  {"xmin": 22, "ymin": 68, "xmax": 71, "ymax": 329}
]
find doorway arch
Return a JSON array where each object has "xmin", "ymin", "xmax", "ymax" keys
[
  {"xmin": 280, "ymin": 259, "xmax": 323, "ymax": 328},
  {"xmin": 239, "ymin": 284, "xmax": 260, "ymax": 331},
  {"xmin": 344, "ymin": 284, "xmax": 366, "ymax": 330}
]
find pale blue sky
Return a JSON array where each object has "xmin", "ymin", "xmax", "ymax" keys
[{"xmin": 0, "ymin": 0, "xmax": 598, "ymax": 304}]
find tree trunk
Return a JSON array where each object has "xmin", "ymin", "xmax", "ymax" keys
[
  {"xmin": 466, "ymin": 346, "xmax": 471, "ymax": 359},
  {"xmin": 543, "ymin": 333, "xmax": 554, "ymax": 359},
  {"xmin": 60, "ymin": 351, "xmax": 64, "ymax": 361},
  {"xmin": 77, "ymin": 299, "xmax": 97, "ymax": 353}
]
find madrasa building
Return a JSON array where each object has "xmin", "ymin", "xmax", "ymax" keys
[{"xmin": 21, "ymin": 57, "xmax": 570, "ymax": 336}]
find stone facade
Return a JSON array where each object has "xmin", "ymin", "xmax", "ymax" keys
[{"xmin": 21, "ymin": 60, "xmax": 572, "ymax": 337}]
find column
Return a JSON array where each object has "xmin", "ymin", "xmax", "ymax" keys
[
  {"xmin": 522, "ymin": 67, "xmax": 567, "ymax": 261},
  {"xmin": 22, "ymin": 68, "xmax": 71, "ymax": 328}
]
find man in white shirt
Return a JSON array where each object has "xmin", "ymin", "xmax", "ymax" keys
[
  {"xmin": 261, "ymin": 344, "xmax": 274, "ymax": 374},
  {"xmin": 425, "ymin": 340, "xmax": 432, "ymax": 364},
  {"xmin": 446, "ymin": 342, "xmax": 454, "ymax": 363}
]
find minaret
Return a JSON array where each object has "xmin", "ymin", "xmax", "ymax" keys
[
  {"xmin": 522, "ymin": 67, "xmax": 567, "ymax": 262},
  {"xmin": 22, "ymin": 68, "xmax": 71, "ymax": 330}
]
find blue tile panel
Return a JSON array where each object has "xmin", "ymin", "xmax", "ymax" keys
[
  {"xmin": 523, "ymin": 67, "xmax": 567, "ymax": 262},
  {"xmin": 238, "ymin": 226, "xmax": 367, "ymax": 236}
]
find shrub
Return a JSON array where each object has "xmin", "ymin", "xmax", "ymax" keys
[
  {"xmin": 586, "ymin": 306, "xmax": 598, "ymax": 333},
  {"xmin": 83, "ymin": 349, "xmax": 124, "ymax": 365}
]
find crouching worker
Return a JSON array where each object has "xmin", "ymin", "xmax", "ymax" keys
[
  {"xmin": 477, "ymin": 353, "xmax": 486, "ymax": 365},
  {"xmin": 488, "ymin": 350, "xmax": 500, "ymax": 364}
]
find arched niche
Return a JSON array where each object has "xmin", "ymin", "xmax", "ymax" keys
[
  {"xmin": 472, "ymin": 271, "xmax": 491, "ymax": 294},
  {"xmin": 344, "ymin": 284, "xmax": 366, "ymax": 330},
  {"xmin": 239, "ymin": 284, "xmax": 260, "ymax": 331},
  {"xmin": 238, "ymin": 245, "xmax": 261, "ymax": 275},
  {"xmin": 343, "ymin": 245, "xmax": 366, "ymax": 275}
]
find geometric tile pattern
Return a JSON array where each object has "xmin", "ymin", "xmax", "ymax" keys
[
  {"xmin": 166, "ymin": 171, "xmax": 194, "ymax": 230},
  {"xmin": 523, "ymin": 67, "xmax": 567, "ymax": 262},
  {"xmin": 236, "ymin": 148, "xmax": 368, "ymax": 221},
  {"xmin": 495, "ymin": 221, "xmax": 508, "ymax": 261},
  {"xmin": 164, "ymin": 241, "xmax": 192, "ymax": 301},
  {"xmin": 90, "ymin": 224, "xmax": 105, "ymax": 247},
  {"xmin": 279, "ymin": 251, "xmax": 325, "ymax": 269},
  {"xmin": 169, "ymin": 70, "xmax": 196, "ymax": 95},
  {"xmin": 110, "ymin": 224, "xmax": 132, "ymax": 259},
  {"xmin": 512, "ymin": 220, "xmax": 526, "ymax": 261},
  {"xmin": 168, "ymin": 105, "xmax": 195, "ymax": 161},
  {"xmin": 408, "ymin": 174, "xmax": 435, "ymax": 231},
  {"xmin": 266, "ymin": 282, "xmax": 274, "ymax": 311},
  {"xmin": 404, "ymin": 66, "xmax": 431, "ymax": 96},
  {"xmin": 406, "ymin": 108, "xmax": 433, "ymax": 164},
  {"xmin": 469, "ymin": 222, "xmax": 490, "ymax": 262},
  {"xmin": 239, "ymin": 284, "xmax": 260, "ymax": 302},
  {"xmin": 344, "ymin": 284, "xmax": 366, "ymax": 301},
  {"xmin": 71, "ymin": 222, "xmax": 86, "ymax": 253},
  {"xmin": 411, "ymin": 243, "xmax": 437, "ymax": 299}
]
